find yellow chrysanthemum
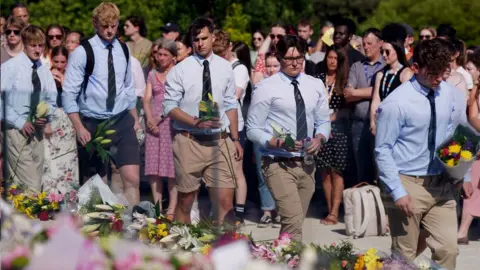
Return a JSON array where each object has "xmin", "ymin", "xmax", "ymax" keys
[
  {"xmin": 448, "ymin": 144, "xmax": 461, "ymax": 154},
  {"xmin": 461, "ymin": 150, "xmax": 473, "ymax": 161},
  {"xmin": 446, "ymin": 159, "xmax": 455, "ymax": 167},
  {"xmin": 37, "ymin": 192, "xmax": 47, "ymax": 201},
  {"xmin": 25, "ymin": 207, "xmax": 35, "ymax": 219},
  {"xmin": 354, "ymin": 255, "xmax": 365, "ymax": 270},
  {"xmin": 50, "ymin": 202, "xmax": 59, "ymax": 210},
  {"xmin": 158, "ymin": 223, "xmax": 167, "ymax": 230}
]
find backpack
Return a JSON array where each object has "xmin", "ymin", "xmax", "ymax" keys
[
  {"xmin": 231, "ymin": 61, "xmax": 251, "ymax": 121},
  {"xmin": 343, "ymin": 182, "xmax": 388, "ymax": 238},
  {"xmin": 80, "ymin": 39, "xmax": 130, "ymax": 101}
]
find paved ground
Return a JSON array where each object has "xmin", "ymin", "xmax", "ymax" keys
[{"xmin": 240, "ymin": 205, "xmax": 480, "ymax": 270}]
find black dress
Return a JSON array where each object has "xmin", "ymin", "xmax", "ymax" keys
[
  {"xmin": 379, "ymin": 66, "xmax": 406, "ymax": 101},
  {"xmin": 316, "ymin": 73, "xmax": 349, "ymax": 173}
]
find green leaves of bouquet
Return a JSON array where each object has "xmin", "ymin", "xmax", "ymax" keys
[
  {"xmin": 86, "ymin": 119, "xmax": 116, "ymax": 162},
  {"xmin": 199, "ymin": 93, "xmax": 220, "ymax": 121},
  {"xmin": 271, "ymin": 121, "xmax": 295, "ymax": 148}
]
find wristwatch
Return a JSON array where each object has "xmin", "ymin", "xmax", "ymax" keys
[{"xmin": 231, "ymin": 137, "xmax": 240, "ymax": 142}]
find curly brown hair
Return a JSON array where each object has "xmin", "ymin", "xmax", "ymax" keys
[
  {"xmin": 212, "ymin": 29, "xmax": 230, "ymax": 57},
  {"xmin": 413, "ymin": 39, "xmax": 451, "ymax": 76}
]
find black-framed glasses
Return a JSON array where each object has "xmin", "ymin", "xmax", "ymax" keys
[
  {"xmin": 48, "ymin": 34, "xmax": 63, "ymax": 40},
  {"xmin": 419, "ymin": 35, "xmax": 432, "ymax": 40},
  {"xmin": 282, "ymin": 55, "xmax": 305, "ymax": 64},
  {"xmin": 269, "ymin": 34, "xmax": 284, "ymax": 40},
  {"xmin": 5, "ymin": 29, "xmax": 20, "ymax": 36}
]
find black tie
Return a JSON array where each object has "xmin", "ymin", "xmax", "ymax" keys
[
  {"xmin": 291, "ymin": 79, "xmax": 307, "ymax": 140},
  {"xmin": 106, "ymin": 44, "xmax": 116, "ymax": 112},
  {"xmin": 31, "ymin": 64, "xmax": 41, "ymax": 115},
  {"xmin": 427, "ymin": 89, "xmax": 436, "ymax": 171},
  {"xmin": 202, "ymin": 60, "xmax": 212, "ymax": 101}
]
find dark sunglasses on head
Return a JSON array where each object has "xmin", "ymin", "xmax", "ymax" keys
[
  {"xmin": 270, "ymin": 34, "xmax": 284, "ymax": 40},
  {"xmin": 419, "ymin": 35, "xmax": 432, "ymax": 40},
  {"xmin": 6, "ymin": 29, "xmax": 20, "ymax": 36},
  {"xmin": 48, "ymin": 34, "xmax": 63, "ymax": 40}
]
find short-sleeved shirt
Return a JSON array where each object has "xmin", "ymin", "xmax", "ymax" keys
[
  {"xmin": 0, "ymin": 46, "xmax": 12, "ymax": 65},
  {"xmin": 231, "ymin": 59, "xmax": 250, "ymax": 131},
  {"xmin": 347, "ymin": 57, "xmax": 386, "ymax": 121}
]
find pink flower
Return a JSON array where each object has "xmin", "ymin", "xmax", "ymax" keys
[
  {"xmin": 47, "ymin": 193, "xmax": 64, "ymax": 203},
  {"xmin": 114, "ymin": 251, "xmax": 142, "ymax": 270},
  {"xmin": 278, "ymin": 232, "xmax": 292, "ymax": 241},
  {"xmin": 331, "ymin": 242, "xmax": 336, "ymax": 247},
  {"xmin": 1, "ymin": 246, "xmax": 30, "ymax": 268},
  {"xmin": 287, "ymin": 255, "xmax": 299, "ymax": 268},
  {"xmin": 69, "ymin": 190, "xmax": 78, "ymax": 202}
]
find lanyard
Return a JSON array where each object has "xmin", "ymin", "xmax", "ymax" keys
[{"xmin": 364, "ymin": 62, "xmax": 381, "ymax": 83}]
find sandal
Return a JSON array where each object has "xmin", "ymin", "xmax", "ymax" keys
[{"xmin": 320, "ymin": 214, "xmax": 338, "ymax": 225}]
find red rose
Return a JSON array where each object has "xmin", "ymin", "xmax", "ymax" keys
[
  {"xmin": 451, "ymin": 141, "xmax": 457, "ymax": 145},
  {"xmin": 112, "ymin": 219, "xmax": 123, "ymax": 232},
  {"xmin": 39, "ymin": 211, "xmax": 50, "ymax": 221},
  {"xmin": 341, "ymin": 260, "xmax": 348, "ymax": 268},
  {"xmin": 155, "ymin": 219, "xmax": 163, "ymax": 225},
  {"xmin": 442, "ymin": 149, "xmax": 449, "ymax": 156}
]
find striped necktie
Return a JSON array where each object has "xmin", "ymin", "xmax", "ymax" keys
[
  {"xmin": 30, "ymin": 64, "xmax": 41, "ymax": 114},
  {"xmin": 427, "ymin": 89, "xmax": 437, "ymax": 172},
  {"xmin": 291, "ymin": 79, "xmax": 307, "ymax": 140},
  {"xmin": 106, "ymin": 44, "xmax": 116, "ymax": 112}
]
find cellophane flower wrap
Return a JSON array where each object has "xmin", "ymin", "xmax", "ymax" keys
[{"xmin": 436, "ymin": 125, "xmax": 480, "ymax": 180}]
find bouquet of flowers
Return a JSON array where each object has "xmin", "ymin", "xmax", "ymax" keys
[
  {"xmin": 437, "ymin": 125, "xmax": 480, "ymax": 180},
  {"xmin": 271, "ymin": 121, "xmax": 296, "ymax": 148},
  {"xmin": 310, "ymin": 241, "xmax": 357, "ymax": 270},
  {"xmin": 251, "ymin": 232, "xmax": 303, "ymax": 268},
  {"xmin": 80, "ymin": 203, "xmax": 125, "ymax": 237},
  {"xmin": 199, "ymin": 93, "xmax": 220, "ymax": 121},
  {"xmin": 7, "ymin": 184, "xmax": 77, "ymax": 221},
  {"xmin": 353, "ymin": 248, "xmax": 383, "ymax": 270}
]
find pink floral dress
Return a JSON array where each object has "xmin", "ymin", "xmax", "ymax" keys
[{"xmin": 144, "ymin": 70, "xmax": 175, "ymax": 178}]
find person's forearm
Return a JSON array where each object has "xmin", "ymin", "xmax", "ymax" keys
[
  {"xmin": 226, "ymin": 109, "xmax": 239, "ymax": 138},
  {"xmin": 67, "ymin": 113, "xmax": 84, "ymax": 131},
  {"xmin": 259, "ymin": 37, "xmax": 271, "ymax": 54},
  {"xmin": 356, "ymin": 87, "xmax": 373, "ymax": 99},
  {"xmin": 143, "ymin": 101, "xmax": 154, "ymax": 121},
  {"xmin": 129, "ymin": 108, "xmax": 139, "ymax": 123},
  {"xmin": 468, "ymin": 101, "xmax": 480, "ymax": 131},
  {"xmin": 167, "ymin": 107, "xmax": 196, "ymax": 127}
]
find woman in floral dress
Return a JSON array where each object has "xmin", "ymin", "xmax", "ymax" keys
[
  {"xmin": 42, "ymin": 46, "xmax": 79, "ymax": 194},
  {"xmin": 143, "ymin": 39, "xmax": 177, "ymax": 219}
]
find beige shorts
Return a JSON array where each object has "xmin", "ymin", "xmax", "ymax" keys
[{"xmin": 172, "ymin": 133, "xmax": 237, "ymax": 193}]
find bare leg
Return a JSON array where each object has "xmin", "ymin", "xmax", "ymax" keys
[
  {"xmin": 175, "ymin": 189, "xmax": 198, "ymax": 224},
  {"xmin": 321, "ymin": 169, "xmax": 333, "ymax": 220},
  {"xmin": 234, "ymin": 168, "xmax": 247, "ymax": 206},
  {"xmin": 325, "ymin": 170, "xmax": 344, "ymax": 225},
  {"xmin": 209, "ymin": 187, "xmax": 235, "ymax": 223},
  {"xmin": 149, "ymin": 176, "xmax": 163, "ymax": 207},
  {"xmin": 166, "ymin": 178, "xmax": 178, "ymax": 217},
  {"xmin": 119, "ymin": 165, "xmax": 140, "ymax": 205},
  {"xmin": 458, "ymin": 210, "xmax": 474, "ymax": 239}
]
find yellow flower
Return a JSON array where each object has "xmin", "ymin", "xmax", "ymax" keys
[
  {"xmin": 50, "ymin": 202, "xmax": 59, "ymax": 210},
  {"xmin": 354, "ymin": 255, "xmax": 365, "ymax": 270},
  {"xmin": 158, "ymin": 223, "xmax": 167, "ymax": 230},
  {"xmin": 25, "ymin": 207, "xmax": 35, "ymax": 219},
  {"xmin": 446, "ymin": 159, "xmax": 455, "ymax": 167},
  {"xmin": 461, "ymin": 150, "xmax": 473, "ymax": 161},
  {"xmin": 448, "ymin": 144, "xmax": 461, "ymax": 154},
  {"xmin": 201, "ymin": 244, "xmax": 212, "ymax": 255},
  {"xmin": 37, "ymin": 192, "xmax": 47, "ymax": 201}
]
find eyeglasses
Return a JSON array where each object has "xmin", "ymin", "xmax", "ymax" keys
[
  {"xmin": 419, "ymin": 35, "xmax": 432, "ymax": 40},
  {"xmin": 270, "ymin": 34, "xmax": 284, "ymax": 40},
  {"xmin": 282, "ymin": 55, "xmax": 305, "ymax": 64},
  {"xmin": 381, "ymin": 49, "xmax": 392, "ymax": 57},
  {"xmin": 48, "ymin": 35, "xmax": 63, "ymax": 40},
  {"xmin": 6, "ymin": 29, "xmax": 20, "ymax": 36},
  {"xmin": 253, "ymin": 37, "xmax": 263, "ymax": 41}
]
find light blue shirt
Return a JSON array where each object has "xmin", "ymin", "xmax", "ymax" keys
[
  {"xmin": 0, "ymin": 52, "xmax": 57, "ymax": 129},
  {"xmin": 246, "ymin": 72, "xmax": 331, "ymax": 158},
  {"xmin": 375, "ymin": 77, "xmax": 470, "ymax": 202},
  {"xmin": 62, "ymin": 35, "xmax": 136, "ymax": 119},
  {"xmin": 163, "ymin": 53, "xmax": 237, "ymax": 134}
]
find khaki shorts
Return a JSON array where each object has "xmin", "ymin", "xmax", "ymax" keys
[{"xmin": 172, "ymin": 133, "xmax": 237, "ymax": 193}]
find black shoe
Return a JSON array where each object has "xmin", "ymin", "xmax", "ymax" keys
[
  {"xmin": 272, "ymin": 215, "xmax": 281, "ymax": 228},
  {"xmin": 257, "ymin": 214, "xmax": 272, "ymax": 228}
]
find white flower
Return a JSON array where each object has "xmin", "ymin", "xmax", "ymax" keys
[{"xmin": 418, "ymin": 261, "xmax": 431, "ymax": 270}]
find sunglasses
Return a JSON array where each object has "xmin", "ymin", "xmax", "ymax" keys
[
  {"xmin": 270, "ymin": 34, "xmax": 284, "ymax": 40},
  {"xmin": 419, "ymin": 35, "xmax": 432, "ymax": 40},
  {"xmin": 283, "ymin": 55, "xmax": 305, "ymax": 64},
  {"xmin": 253, "ymin": 37, "xmax": 263, "ymax": 41},
  {"xmin": 48, "ymin": 34, "xmax": 63, "ymax": 40},
  {"xmin": 381, "ymin": 49, "xmax": 393, "ymax": 57},
  {"xmin": 6, "ymin": 29, "xmax": 20, "ymax": 36}
]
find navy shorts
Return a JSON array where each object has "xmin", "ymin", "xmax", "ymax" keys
[{"xmin": 80, "ymin": 111, "xmax": 140, "ymax": 178}]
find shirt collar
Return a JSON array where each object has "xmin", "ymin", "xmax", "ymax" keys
[
  {"xmin": 411, "ymin": 76, "xmax": 440, "ymax": 97},
  {"xmin": 362, "ymin": 55, "xmax": 385, "ymax": 66},
  {"xmin": 279, "ymin": 71, "xmax": 302, "ymax": 84},
  {"xmin": 94, "ymin": 34, "xmax": 118, "ymax": 49},
  {"xmin": 193, "ymin": 52, "xmax": 214, "ymax": 66},
  {"xmin": 20, "ymin": 52, "xmax": 42, "ymax": 68}
]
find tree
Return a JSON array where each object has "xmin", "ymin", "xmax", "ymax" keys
[
  {"xmin": 312, "ymin": 0, "xmax": 380, "ymax": 30},
  {"xmin": 223, "ymin": 3, "xmax": 251, "ymax": 46},
  {"xmin": 359, "ymin": 0, "xmax": 480, "ymax": 45}
]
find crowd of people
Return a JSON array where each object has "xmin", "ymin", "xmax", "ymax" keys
[{"xmin": 1, "ymin": 2, "xmax": 480, "ymax": 269}]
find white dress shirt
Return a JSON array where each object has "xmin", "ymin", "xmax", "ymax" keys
[
  {"xmin": 163, "ymin": 53, "xmax": 237, "ymax": 134},
  {"xmin": 131, "ymin": 56, "xmax": 146, "ymax": 98},
  {"xmin": 456, "ymin": 66, "xmax": 474, "ymax": 90},
  {"xmin": 247, "ymin": 72, "xmax": 331, "ymax": 158},
  {"xmin": 231, "ymin": 58, "xmax": 250, "ymax": 132}
]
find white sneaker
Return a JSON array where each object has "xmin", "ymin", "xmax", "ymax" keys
[{"xmin": 190, "ymin": 200, "xmax": 200, "ymax": 225}]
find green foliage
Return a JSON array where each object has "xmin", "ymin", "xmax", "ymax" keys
[
  {"xmin": 223, "ymin": 3, "xmax": 251, "ymax": 46},
  {"xmin": 311, "ymin": 241, "xmax": 358, "ymax": 269},
  {"xmin": 359, "ymin": 0, "xmax": 480, "ymax": 46}
]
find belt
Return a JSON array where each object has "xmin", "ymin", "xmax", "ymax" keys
[
  {"xmin": 81, "ymin": 109, "xmax": 129, "ymax": 122},
  {"xmin": 263, "ymin": 156, "xmax": 304, "ymax": 162},
  {"xmin": 179, "ymin": 131, "xmax": 228, "ymax": 142}
]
